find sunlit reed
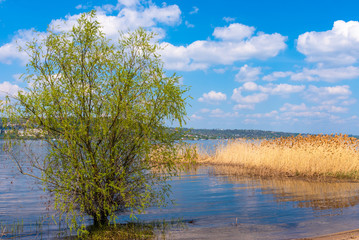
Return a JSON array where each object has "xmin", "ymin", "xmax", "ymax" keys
[{"xmin": 198, "ymin": 134, "xmax": 359, "ymax": 179}]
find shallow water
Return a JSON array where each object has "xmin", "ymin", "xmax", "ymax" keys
[{"xmin": 1, "ymin": 140, "xmax": 359, "ymax": 239}]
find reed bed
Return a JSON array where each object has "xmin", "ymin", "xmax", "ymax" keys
[{"xmin": 197, "ymin": 134, "xmax": 359, "ymax": 180}]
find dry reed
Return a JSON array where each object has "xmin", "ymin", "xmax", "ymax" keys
[{"xmin": 198, "ymin": 134, "xmax": 359, "ymax": 180}]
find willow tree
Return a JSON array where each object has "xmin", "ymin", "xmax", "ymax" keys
[{"xmin": 2, "ymin": 11, "xmax": 190, "ymax": 231}]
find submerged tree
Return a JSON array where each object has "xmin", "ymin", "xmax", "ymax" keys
[{"xmin": 2, "ymin": 11, "xmax": 191, "ymax": 232}]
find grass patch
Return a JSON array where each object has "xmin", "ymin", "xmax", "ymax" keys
[
  {"xmin": 84, "ymin": 223, "xmax": 154, "ymax": 240},
  {"xmin": 197, "ymin": 134, "xmax": 359, "ymax": 180},
  {"xmin": 64, "ymin": 218, "xmax": 187, "ymax": 240}
]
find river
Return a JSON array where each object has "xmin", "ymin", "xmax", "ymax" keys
[{"xmin": 1, "ymin": 140, "xmax": 359, "ymax": 239}]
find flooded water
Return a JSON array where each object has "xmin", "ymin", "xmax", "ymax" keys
[{"xmin": 1, "ymin": 140, "xmax": 359, "ymax": 239}]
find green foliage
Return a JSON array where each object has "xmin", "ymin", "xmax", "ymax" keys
[{"xmin": 2, "ymin": 11, "xmax": 190, "ymax": 234}]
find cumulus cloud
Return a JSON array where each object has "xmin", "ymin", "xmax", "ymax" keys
[
  {"xmin": 305, "ymin": 85, "xmax": 351, "ymax": 102},
  {"xmin": 240, "ymin": 82, "xmax": 305, "ymax": 95},
  {"xmin": 242, "ymin": 82, "xmax": 259, "ymax": 91},
  {"xmin": 213, "ymin": 23, "xmax": 255, "ymax": 41},
  {"xmin": 232, "ymin": 88, "xmax": 268, "ymax": 104},
  {"xmin": 0, "ymin": 81, "xmax": 24, "ymax": 98},
  {"xmin": 50, "ymin": 3, "xmax": 181, "ymax": 37},
  {"xmin": 291, "ymin": 66, "xmax": 359, "ymax": 82},
  {"xmin": 301, "ymin": 85, "xmax": 354, "ymax": 113},
  {"xmin": 259, "ymin": 83, "xmax": 305, "ymax": 95},
  {"xmin": 246, "ymin": 110, "xmax": 279, "ymax": 119},
  {"xmin": 233, "ymin": 104, "xmax": 255, "ymax": 110},
  {"xmin": 190, "ymin": 114, "xmax": 203, "ymax": 120},
  {"xmin": 0, "ymin": 1, "xmax": 181, "ymax": 64},
  {"xmin": 235, "ymin": 64, "xmax": 261, "ymax": 82},
  {"xmin": 209, "ymin": 108, "xmax": 239, "ymax": 118},
  {"xmin": 213, "ymin": 68, "xmax": 227, "ymax": 74},
  {"xmin": 231, "ymin": 82, "xmax": 305, "ymax": 110},
  {"xmin": 200, "ymin": 108, "xmax": 211, "ymax": 113},
  {"xmin": 281, "ymin": 110, "xmax": 328, "ymax": 119},
  {"xmin": 280, "ymin": 103, "xmax": 308, "ymax": 112},
  {"xmin": 117, "ymin": 0, "xmax": 139, "ymax": 7},
  {"xmin": 198, "ymin": 90, "xmax": 227, "ymax": 104},
  {"xmin": 262, "ymin": 71, "xmax": 292, "ymax": 81},
  {"xmin": 0, "ymin": 29, "xmax": 47, "ymax": 65},
  {"xmin": 276, "ymin": 104, "xmax": 348, "ymax": 129},
  {"xmin": 314, "ymin": 105, "xmax": 348, "ymax": 113},
  {"xmin": 297, "ymin": 20, "xmax": 359, "ymax": 65},
  {"xmin": 160, "ymin": 23, "xmax": 287, "ymax": 71},
  {"xmin": 264, "ymin": 66, "xmax": 359, "ymax": 82}
]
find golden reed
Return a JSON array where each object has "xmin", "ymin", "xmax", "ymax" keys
[{"xmin": 197, "ymin": 134, "xmax": 359, "ymax": 180}]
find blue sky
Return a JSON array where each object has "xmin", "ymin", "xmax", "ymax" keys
[{"xmin": 1, "ymin": 0, "xmax": 359, "ymax": 134}]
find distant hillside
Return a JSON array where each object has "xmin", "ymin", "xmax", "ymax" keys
[
  {"xmin": 181, "ymin": 128, "xmax": 301, "ymax": 140},
  {"xmin": 181, "ymin": 128, "xmax": 359, "ymax": 140}
]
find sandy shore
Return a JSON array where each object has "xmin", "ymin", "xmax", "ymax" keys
[
  {"xmin": 299, "ymin": 229, "xmax": 359, "ymax": 240},
  {"xmin": 166, "ymin": 227, "xmax": 359, "ymax": 240}
]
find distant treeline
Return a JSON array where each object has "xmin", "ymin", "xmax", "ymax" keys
[
  {"xmin": 180, "ymin": 128, "xmax": 301, "ymax": 140},
  {"xmin": 180, "ymin": 128, "xmax": 359, "ymax": 140},
  {"xmin": 1, "ymin": 118, "xmax": 358, "ymax": 141}
]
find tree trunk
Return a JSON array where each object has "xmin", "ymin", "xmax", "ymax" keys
[{"xmin": 93, "ymin": 212, "xmax": 109, "ymax": 227}]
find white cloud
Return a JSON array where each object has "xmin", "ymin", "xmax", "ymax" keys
[
  {"xmin": 280, "ymin": 103, "xmax": 308, "ymax": 112},
  {"xmin": 0, "ymin": 1, "xmax": 182, "ymax": 64},
  {"xmin": 189, "ymin": 6, "xmax": 199, "ymax": 14},
  {"xmin": 262, "ymin": 71, "xmax": 292, "ymax": 81},
  {"xmin": 200, "ymin": 108, "xmax": 210, "ymax": 113},
  {"xmin": 314, "ymin": 105, "xmax": 348, "ymax": 113},
  {"xmin": 117, "ymin": 0, "xmax": 139, "ymax": 7},
  {"xmin": 233, "ymin": 104, "xmax": 254, "ymax": 110},
  {"xmin": 0, "ymin": 81, "xmax": 23, "ymax": 98},
  {"xmin": 235, "ymin": 65, "xmax": 261, "ymax": 82},
  {"xmin": 279, "ymin": 102, "xmax": 347, "ymax": 115},
  {"xmin": 303, "ymin": 85, "xmax": 352, "ymax": 106},
  {"xmin": 185, "ymin": 21, "xmax": 194, "ymax": 28},
  {"xmin": 231, "ymin": 82, "xmax": 305, "ymax": 110},
  {"xmin": 290, "ymin": 66, "xmax": 359, "ymax": 82},
  {"xmin": 213, "ymin": 68, "xmax": 227, "ymax": 74},
  {"xmin": 281, "ymin": 111, "xmax": 328, "ymax": 118},
  {"xmin": 0, "ymin": 29, "xmax": 45, "ymax": 65},
  {"xmin": 297, "ymin": 20, "xmax": 359, "ymax": 65},
  {"xmin": 198, "ymin": 90, "xmax": 227, "ymax": 104},
  {"xmin": 210, "ymin": 108, "xmax": 239, "ymax": 118},
  {"xmin": 223, "ymin": 17, "xmax": 235, "ymax": 23},
  {"xmin": 75, "ymin": 4, "xmax": 90, "ymax": 10},
  {"xmin": 190, "ymin": 114, "xmax": 203, "ymax": 120},
  {"xmin": 264, "ymin": 66, "xmax": 359, "ymax": 82},
  {"xmin": 232, "ymin": 88, "xmax": 268, "ymax": 104},
  {"xmin": 259, "ymin": 83, "xmax": 305, "ymax": 95},
  {"xmin": 307, "ymin": 85, "xmax": 351, "ymax": 97},
  {"xmin": 160, "ymin": 24, "xmax": 287, "ymax": 71},
  {"xmin": 246, "ymin": 110, "xmax": 278, "ymax": 118},
  {"xmin": 242, "ymin": 82, "xmax": 258, "ymax": 91},
  {"xmin": 50, "ymin": 4, "xmax": 181, "ymax": 37},
  {"xmin": 12, "ymin": 74, "xmax": 22, "ymax": 82},
  {"xmin": 213, "ymin": 23, "xmax": 255, "ymax": 41}
]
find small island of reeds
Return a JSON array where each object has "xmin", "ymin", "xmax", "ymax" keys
[{"xmin": 196, "ymin": 134, "xmax": 359, "ymax": 180}]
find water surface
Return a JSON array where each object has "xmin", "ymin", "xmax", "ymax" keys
[{"xmin": 1, "ymin": 140, "xmax": 359, "ymax": 239}]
